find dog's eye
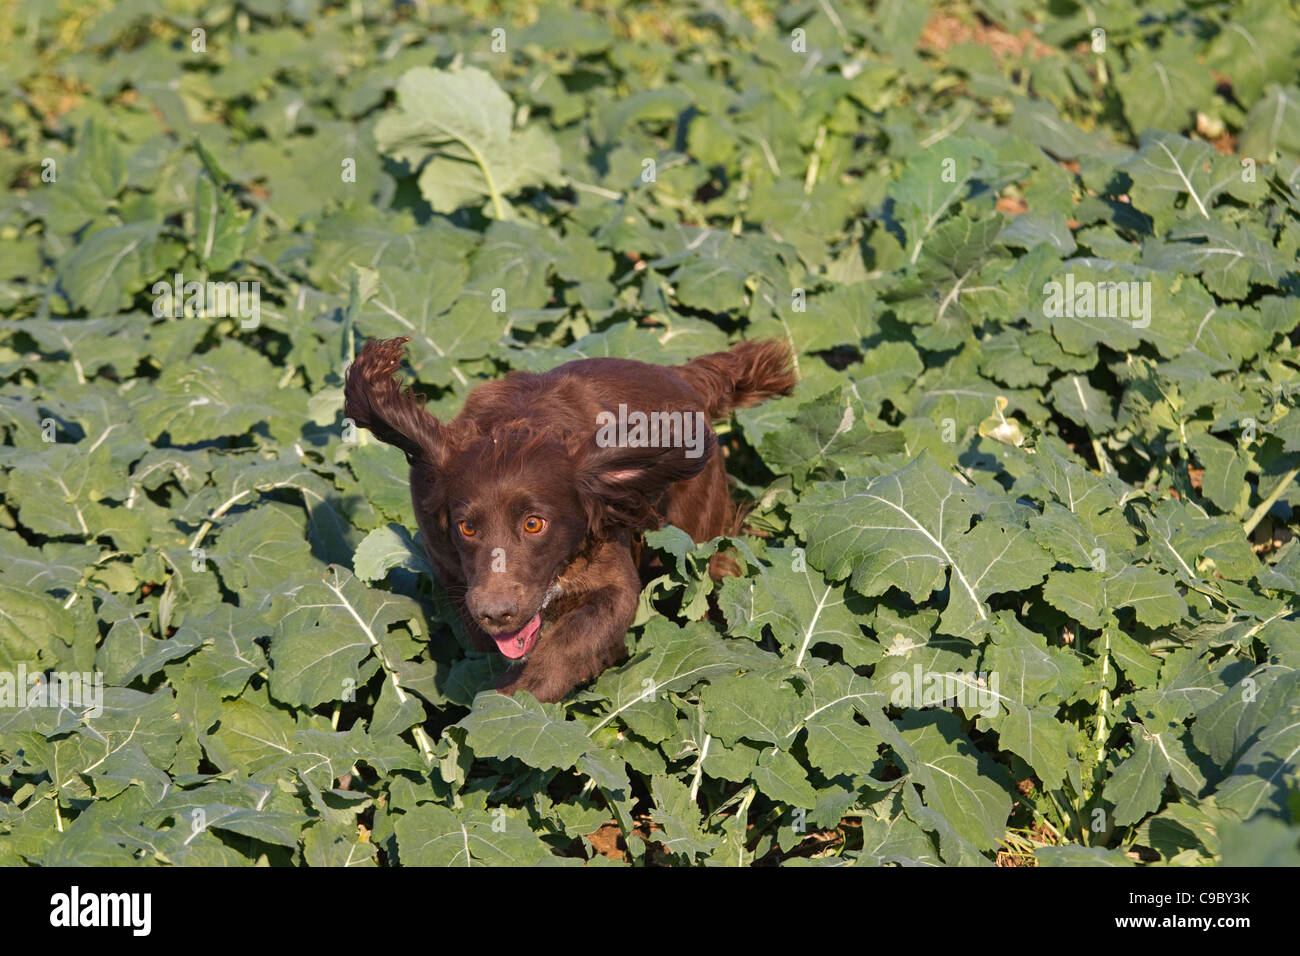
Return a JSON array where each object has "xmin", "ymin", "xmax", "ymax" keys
[
  {"xmin": 523, "ymin": 516, "xmax": 546, "ymax": 535},
  {"xmin": 458, "ymin": 520, "xmax": 476, "ymax": 538}
]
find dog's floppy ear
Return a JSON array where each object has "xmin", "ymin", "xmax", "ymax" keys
[
  {"xmin": 577, "ymin": 425, "xmax": 716, "ymax": 531},
  {"xmin": 344, "ymin": 337, "xmax": 446, "ymax": 466}
]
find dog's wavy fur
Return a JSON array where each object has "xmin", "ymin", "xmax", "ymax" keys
[{"xmin": 344, "ymin": 337, "xmax": 797, "ymax": 702}]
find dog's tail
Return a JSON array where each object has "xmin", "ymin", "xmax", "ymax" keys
[
  {"xmin": 676, "ymin": 338, "xmax": 798, "ymax": 420},
  {"xmin": 343, "ymin": 337, "xmax": 445, "ymax": 463}
]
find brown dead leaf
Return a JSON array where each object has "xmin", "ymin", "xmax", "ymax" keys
[
  {"xmin": 997, "ymin": 194, "xmax": 1029, "ymax": 215},
  {"xmin": 919, "ymin": 13, "xmax": 1055, "ymax": 60}
]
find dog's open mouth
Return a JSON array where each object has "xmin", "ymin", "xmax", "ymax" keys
[
  {"xmin": 486, "ymin": 582, "xmax": 560, "ymax": 660},
  {"xmin": 492, "ymin": 613, "xmax": 542, "ymax": 660}
]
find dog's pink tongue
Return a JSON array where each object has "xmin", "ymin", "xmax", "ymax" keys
[{"xmin": 492, "ymin": 614, "xmax": 542, "ymax": 659}]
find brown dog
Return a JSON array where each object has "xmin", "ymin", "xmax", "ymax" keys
[{"xmin": 343, "ymin": 337, "xmax": 796, "ymax": 702}]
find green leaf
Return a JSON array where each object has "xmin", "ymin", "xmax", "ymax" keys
[
  {"xmin": 57, "ymin": 222, "xmax": 161, "ymax": 313},
  {"xmin": 790, "ymin": 658, "xmax": 886, "ymax": 781},
  {"xmin": 1187, "ymin": 433, "xmax": 1250, "ymax": 514},
  {"xmin": 1143, "ymin": 221, "xmax": 1290, "ymax": 298},
  {"xmin": 1035, "ymin": 845, "xmax": 1135, "ymax": 866},
  {"xmin": 132, "ymin": 341, "xmax": 308, "ymax": 444},
  {"xmin": 1193, "ymin": 667, "xmax": 1300, "ymax": 768},
  {"xmin": 456, "ymin": 691, "xmax": 592, "ymax": 771},
  {"xmin": 1104, "ymin": 723, "xmax": 1206, "ymax": 826},
  {"xmin": 173, "ymin": 604, "xmax": 266, "ymax": 698},
  {"xmin": 1105, "ymin": 565, "xmax": 1189, "ymax": 629},
  {"xmin": 267, "ymin": 566, "xmax": 418, "ymax": 709},
  {"xmin": 896, "ymin": 710, "xmax": 1013, "ymax": 852},
  {"xmin": 152, "ymin": 783, "xmax": 307, "ymax": 848},
  {"xmin": 193, "ymin": 170, "xmax": 248, "ymax": 272},
  {"xmin": 1113, "ymin": 42, "xmax": 1210, "ymax": 137},
  {"xmin": 758, "ymin": 389, "xmax": 905, "ymax": 480},
  {"xmin": 586, "ymin": 618, "xmax": 761, "ymax": 737},
  {"xmin": 1121, "ymin": 132, "xmax": 1237, "ymax": 230},
  {"xmin": 38, "ymin": 119, "xmax": 127, "ymax": 234},
  {"xmin": 751, "ymin": 746, "xmax": 819, "ymax": 807},
  {"xmin": 790, "ymin": 455, "xmax": 1051, "ymax": 637},
  {"xmin": 374, "ymin": 66, "xmax": 561, "ymax": 216},
  {"xmin": 1238, "ymin": 85, "xmax": 1300, "ymax": 160},
  {"xmin": 977, "ymin": 613, "xmax": 1086, "ymax": 791},
  {"xmin": 393, "ymin": 803, "xmax": 567, "ymax": 866},
  {"xmin": 1213, "ymin": 711, "xmax": 1300, "ymax": 819},
  {"xmin": 0, "ymin": 581, "xmax": 75, "ymax": 669},
  {"xmin": 889, "ymin": 138, "xmax": 997, "ymax": 265},
  {"xmin": 648, "ymin": 774, "xmax": 721, "ymax": 860},
  {"xmin": 701, "ymin": 672, "xmax": 798, "ymax": 746},
  {"xmin": 718, "ymin": 546, "xmax": 872, "ymax": 666},
  {"xmin": 1049, "ymin": 373, "xmax": 1115, "ymax": 434},
  {"xmin": 1219, "ymin": 816, "xmax": 1300, "ymax": 866},
  {"xmin": 353, "ymin": 523, "xmax": 430, "ymax": 582},
  {"xmin": 304, "ymin": 821, "xmax": 379, "ymax": 867}
]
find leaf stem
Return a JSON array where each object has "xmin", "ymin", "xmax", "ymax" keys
[
  {"xmin": 1095, "ymin": 626, "xmax": 1112, "ymax": 763},
  {"xmin": 1090, "ymin": 435, "xmax": 1115, "ymax": 477},
  {"xmin": 732, "ymin": 785, "xmax": 756, "ymax": 866},
  {"xmin": 463, "ymin": 139, "xmax": 505, "ymax": 219},
  {"xmin": 688, "ymin": 733, "xmax": 711, "ymax": 801},
  {"xmin": 803, "ymin": 124, "xmax": 826, "ymax": 194},
  {"xmin": 1243, "ymin": 465, "xmax": 1300, "ymax": 537},
  {"xmin": 189, "ymin": 490, "xmax": 252, "ymax": 551}
]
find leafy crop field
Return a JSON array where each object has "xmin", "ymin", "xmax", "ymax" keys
[{"xmin": 1, "ymin": 0, "xmax": 1298, "ymax": 867}]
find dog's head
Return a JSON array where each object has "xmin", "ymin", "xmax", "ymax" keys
[{"xmin": 344, "ymin": 337, "xmax": 714, "ymax": 659}]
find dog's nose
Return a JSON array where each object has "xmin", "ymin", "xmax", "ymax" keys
[{"xmin": 474, "ymin": 601, "xmax": 518, "ymax": 629}]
